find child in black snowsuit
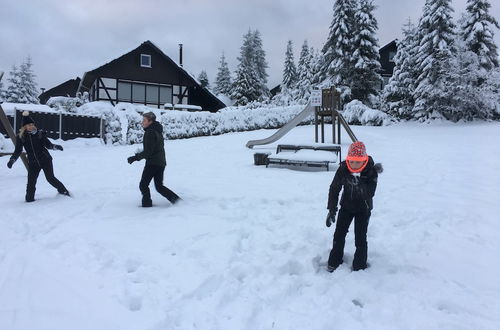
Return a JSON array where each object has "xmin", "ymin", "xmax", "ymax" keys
[
  {"xmin": 326, "ymin": 141, "xmax": 382, "ymax": 272},
  {"xmin": 7, "ymin": 111, "xmax": 70, "ymax": 202}
]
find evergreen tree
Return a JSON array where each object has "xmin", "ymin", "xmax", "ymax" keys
[
  {"xmin": 231, "ymin": 30, "xmax": 261, "ymax": 106},
  {"xmin": 413, "ymin": 0, "xmax": 457, "ymax": 121},
  {"xmin": 460, "ymin": 0, "xmax": 499, "ymax": 71},
  {"xmin": 252, "ymin": 30, "xmax": 269, "ymax": 99},
  {"xmin": 382, "ymin": 20, "xmax": 419, "ymax": 119},
  {"xmin": 214, "ymin": 53, "xmax": 232, "ymax": 95},
  {"xmin": 282, "ymin": 40, "xmax": 298, "ymax": 89},
  {"xmin": 6, "ymin": 57, "xmax": 40, "ymax": 104},
  {"xmin": 198, "ymin": 70, "xmax": 210, "ymax": 89},
  {"xmin": 297, "ymin": 40, "xmax": 314, "ymax": 101},
  {"xmin": 321, "ymin": 0, "xmax": 358, "ymax": 100},
  {"xmin": 6, "ymin": 65, "xmax": 22, "ymax": 103},
  {"xmin": 351, "ymin": 0, "xmax": 383, "ymax": 105},
  {"xmin": 0, "ymin": 79, "xmax": 5, "ymax": 103}
]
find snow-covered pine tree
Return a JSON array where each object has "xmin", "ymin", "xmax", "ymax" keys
[
  {"xmin": 6, "ymin": 65, "xmax": 22, "ymax": 103},
  {"xmin": 0, "ymin": 79, "xmax": 5, "ymax": 103},
  {"xmin": 252, "ymin": 30, "xmax": 269, "ymax": 100},
  {"xmin": 297, "ymin": 40, "xmax": 314, "ymax": 101},
  {"xmin": 282, "ymin": 40, "xmax": 298, "ymax": 89},
  {"xmin": 460, "ymin": 0, "xmax": 499, "ymax": 71},
  {"xmin": 321, "ymin": 0, "xmax": 358, "ymax": 100},
  {"xmin": 382, "ymin": 20, "xmax": 419, "ymax": 120},
  {"xmin": 311, "ymin": 47, "xmax": 324, "ymax": 86},
  {"xmin": 198, "ymin": 70, "xmax": 210, "ymax": 89},
  {"xmin": 6, "ymin": 57, "xmax": 40, "ymax": 104},
  {"xmin": 413, "ymin": 0, "xmax": 457, "ymax": 121},
  {"xmin": 231, "ymin": 30, "xmax": 261, "ymax": 106},
  {"xmin": 18, "ymin": 57, "xmax": 40, "ymax": 104},
  {"xmin": 214, "ymin": 53, "xmax": 232, "ymax": 95},
  {"xmin": 351, "ymin": 0, "xmax": 382, "ymax": 105}
]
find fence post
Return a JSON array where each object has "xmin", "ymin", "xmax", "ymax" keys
[
  {"xmin": 59, "ymin": 113, "xmax": 63, "ymax": 140},
  {"xmin": 13, "ymin": 107, "xmax": 17, "ymax": 133}
]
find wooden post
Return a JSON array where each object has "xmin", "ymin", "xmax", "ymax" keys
[
  {"xmin": 314, "ymin": 107, "xmax": 319, "ymax": 143},
  {"xmin": 0, "ymin": 109, "xmax": 29, "ymax": 170}
]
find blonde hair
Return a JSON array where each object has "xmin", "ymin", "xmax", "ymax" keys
[{"xmin": 19, "ymin": 126, "xmax": 26, "ymax": 137}]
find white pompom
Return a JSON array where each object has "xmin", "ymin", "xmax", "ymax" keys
[{"xmin": 22, "ymin": 111, "xmax": 29, "ymax": 117}]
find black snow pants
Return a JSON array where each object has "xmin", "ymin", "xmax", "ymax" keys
[
  {"xmin": 328, "ymin": 207, "xmax": 370, "ymax": 271},
  {"xmin": 26, "ymin": 160, "xmax": 67, "ymax": 202},
  {"xmin": 139, "ymin": 165, "xmax": 180, "ymax": 206}
]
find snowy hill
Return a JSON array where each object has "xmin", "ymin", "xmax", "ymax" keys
[{"xmin": 1, "ymin": 122, "xmax": 499, "ymax": 330}]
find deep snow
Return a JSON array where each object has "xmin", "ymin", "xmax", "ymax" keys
[{"xmin": 0, "ymin": 122, "xmax": 499, "ymax": 330}]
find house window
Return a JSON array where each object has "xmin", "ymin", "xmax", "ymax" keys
[
  {"xmin": 118, "ymin": 82, "xmax": 132, "ymax": 101},
  {"xmin": 132, "ymin": 83, "xmax": 146, "ymax": 102},
  {"xmin": 146, "ymin": 85, "xmax": 159, "ymax": 104},
  {"xmin": 140, "ymin": 54, "xmax": 151, "ymax": 68},
  {"xmin": 160, "ymin": 86, "xmax": 173, "ymax": 105},
  {"xmin": 389, "ymin": 51, "xmax": 396, "ymax": 63}
]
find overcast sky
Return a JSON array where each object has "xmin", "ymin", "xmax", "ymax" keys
[{"xmin": 1, "ymin": 0, "xmax": 499, "ymax": 91}]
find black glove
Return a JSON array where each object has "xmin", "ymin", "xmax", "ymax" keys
[
  {"xmin": 326, "ymin": 209, "xmax": 337, "ymax": 227},
  {"xmin": 54, "ymin": 145, "xmax": 63, "ymax": 151},
  {"xmin": 127, "ymin": 155, "xmax": 138, "ymax": 164},
  {"xmin": 7, "ymin": 158, "xmax": 15, "ymax": 169}
]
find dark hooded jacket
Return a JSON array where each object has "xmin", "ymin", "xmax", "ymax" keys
[
  {"xmin": 327, "ymin": 156, "xmax": 382, "ymax": 212},
  {"xmin": 11, "ymin": 130, "xmax": 55, "ymax": 167},
  {"xmin": 135, "ymin": 121, "xmax": 166, "ymax": 166}
]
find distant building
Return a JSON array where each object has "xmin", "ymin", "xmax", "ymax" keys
[
  {"xmin": 39, "ymin": 77, "xmax": 81, "ymax": 105},
  {"xmin": 39, "ymin": 41, "xmax": 226, "ymax": 112},
  {"xmin": 269, "ymin": 40, "xmax": 398, "ymax": 96},
  {"xmin": 378, "ymin": 40, "xmax": 397, "ymax": 89}
]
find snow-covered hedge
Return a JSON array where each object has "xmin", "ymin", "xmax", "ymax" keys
[
  {"xmin": 342, "ymin": 100, "xmax": 393, "ymax": 126},
  {"xmin": 76, "ymin": 102, "xmax": 310, "ymax": 144}
]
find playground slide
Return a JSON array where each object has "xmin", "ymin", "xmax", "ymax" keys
[{"xmin": 246, "ymin": 101, "xmax": 315, "ymax": 148}]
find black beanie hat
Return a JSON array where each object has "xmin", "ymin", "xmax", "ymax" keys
[{"xmin": 22, "ymin": 111, "xmax": 35, "ymax": 126}]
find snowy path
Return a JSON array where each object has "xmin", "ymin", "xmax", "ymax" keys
[{"xmin": 1, "ymin": 123, "xmax": 499, "ymax": 330}]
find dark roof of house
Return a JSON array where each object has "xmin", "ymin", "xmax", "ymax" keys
[
  {"xmin": 77, "ymin": 40, "xmax": 226, "ymax": 111},
  {"xmin": 38, "ymin": 77, "xmax": 81, "ymax": 104}
]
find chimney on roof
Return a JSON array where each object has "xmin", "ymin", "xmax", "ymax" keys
[{"xmin": 179, "ymin": 44, "xmax": 183, "ymax": 67}]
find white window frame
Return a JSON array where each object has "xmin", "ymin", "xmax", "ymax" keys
[{"xmin": 140, "ymin": 54, "xmax": 152, "ymax": 68}]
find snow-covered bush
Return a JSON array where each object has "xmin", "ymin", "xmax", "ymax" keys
[
  {"xmin": 78, "ymin": 102, "xmax": 123, "ymax": 145},
  {"xmin": 343, "ymin": 100, "xmax": 393, "ymax": 126},
  {"xmin": 47, "ymin": 96, "xmax": 81, "ymax": 113},
  {"xmin": 0, "ymin": 134, "xmax": 6, "ymax": 151}
]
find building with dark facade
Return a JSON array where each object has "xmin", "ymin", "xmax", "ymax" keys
[{"xmin": 39, "ymin": 41, "xmax": 226, "ymax": 112}]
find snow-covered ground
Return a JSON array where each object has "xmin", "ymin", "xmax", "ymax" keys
[{"xmin": 1, "ymin": 122, "xmax": 499, "ymax": 330}]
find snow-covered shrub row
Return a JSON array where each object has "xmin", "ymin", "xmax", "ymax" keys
[
  {"xmin": 342, "ymin": 100, "xmax": 393, "ymax": 126},
  {"xmin": 76, "ymin": 101, "xmax": 310, "ymax": 144}
]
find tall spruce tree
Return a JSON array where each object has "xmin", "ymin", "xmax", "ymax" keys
[
  {"xmin": 321, "ymin": 0, "xmax": 358, "ymax": 99},
  {"xmin": 214, "ymin": 53, "xmax": 232, "ymax": 95},
  {"xmin": 198, "ymin": 70, "xmax": 210, "ymax": 89},
  {"xmin": 460, "ymin": 0, "xmax": 499, "ymax": 71},
  {"xmin": 351, "ymin": 0, "xmax": 382, "ymax": 105},
  {"xmin": 6, "ymin": 65, "xmax": 22, "ymax": 103},
  {"xmin": 231, "ymin": 30, "xmax": 261, "ymax": 106},
  {"xmin": 413, "ymin": 0, "xmax": 457, "ymax": 121},
  {"xmin": 282, "ymin": 40, "xmax": 298, "ymax": 89},
  {"xmin": 252, "ymin": 30, "xmax": 269, "ymax": 99},
  {"xmin": 382, "ymin": 20, "xmax": 419, "ymax": 119},
  {"xmin": 0, "ymin": 79, "xmax": 5, "ymax": 103},
  {"xmin": 297, "ymin": 40, "xmax": 314, "ymax": 101}
]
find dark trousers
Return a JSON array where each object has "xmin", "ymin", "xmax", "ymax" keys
[
  {"xmin": 139, "ymin": 165, "xmax": 180, "ymax": 206},
  {"xmin": 328, "ymin": 207, "xmax": 370, "ymax": 271},
  {"xmin": 26, "ymin": 160, "xmax": 67, "ymax": 201}
]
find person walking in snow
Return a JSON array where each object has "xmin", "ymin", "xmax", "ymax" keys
[
  {"xmin": 127, "ymin": 112, "xmax": 181, "ymax": 207},
  {"xmin": 325, "ymin": 141, "xmax": 382, "ymax": 272},
  {"xmin": 6, "ymin": 111, "xmax": 70, "ymax": 202}
]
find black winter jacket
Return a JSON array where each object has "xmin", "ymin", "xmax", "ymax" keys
[
  {"xmin": 135, "ymin": 121, "xmax": 166, "ymax": 167},
  {"xmin": 11, "ymin": 130, "xmax": 56, "ymax": 167},
  {"xmin": 327, "ymin": 156, "xmax": 382, "ymax": 212}
]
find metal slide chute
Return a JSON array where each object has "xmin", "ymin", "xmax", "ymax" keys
[{"xmin": 246, "ymin": 101, "xmax": 315, "ymax": 148}]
